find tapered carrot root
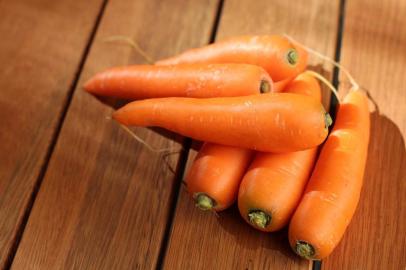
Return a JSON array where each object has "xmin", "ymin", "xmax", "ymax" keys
[
  {"xmin": 113, "ymin": 94, "xmax": 331, "ymax": 153},
  {"xmin": 156, "ymin": 35, "xmax": 307, "ymax": 82},
  {"xmin": 84, "ymin": 64, "xmax": 273, "ymax": 99},
  {"xmin": 185, "ymin": 143, "xmax": 253, "ymax": 211},
  {"xmin": 288, "ymin": 90, "xmax": 370, "ymax": 260},
  {"xmin": 238, "ymin": 71, "xmax": 321, "ymax": 232}
]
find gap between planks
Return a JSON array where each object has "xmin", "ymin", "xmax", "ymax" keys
[
  {"xmin": 4, "ymin": 1, "xmax": 110, "ymax": 269},
  {"xmin": 329, "ymin": 0, "xmax": 347, "ymax": 121}
]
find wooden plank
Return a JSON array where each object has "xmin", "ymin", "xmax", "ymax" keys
[
  {"xmin": 323, "ymin": 0, "xmax": 406, "ymax": 269},
  {"xmin": 0, "ymin": 0, "xmax": 104, "ymax": 268},
  {"xmin": 9, "ymin": 0, "xmax": 219, "ymax": 269},
  {"xmin": 162, "ymin": 0, "xmax": 340, "ymax": 269}
]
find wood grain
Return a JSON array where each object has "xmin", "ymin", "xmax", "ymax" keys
[
  {"xmin": 0, "ymin": 0, "xmax": 104, "ymax": 268},
  {"xmin": 323, "ymin": 0, "xmax": 406, "ymax": 268},
  {"xmin": 162, "ymin": 0, "xmax": 339, "ymax": 269},
  {"xmin": 10, "ymin": 0, "xmax": 219, "ymax": 269}
]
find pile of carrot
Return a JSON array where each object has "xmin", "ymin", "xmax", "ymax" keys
[{"xmin": 84, "ymin": 35, "xmax": 370, "ymax": 261}]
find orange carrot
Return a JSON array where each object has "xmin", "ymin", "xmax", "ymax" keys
[
  {"xmin": 185, "ymin": 143, "xmax": 253, "ymax": 211},
  {"xmin": 282, "ymin": 72, "xmax": 322, "ymax": 101},
  {"xmin": 288, "ymin": 90, "xmax": 370, "ymax": 260},
  {"xmin": 113, "ymin": 94, "xmax": 331, "ymax": 153},
  {"xmin": 274, "ymin": 76, "xmax": 293, "ymax": 92},
  {"xmin": 84, "ymin": 64, "xmax": 273, "ymax": 99},
  {"xmin": 238, "ymin": 72, "xmax": 321, "ymax": 232},
  {"xmin": 156, "ymin": 35, "xmax": 308, "ymax": 82},
  {"xmin": 273, "ymin": 70, "xmax": 321, "ymax": 94},
  {"xmin": 239, "ymin": 149, "xmax": 318, "ymax": 231}
]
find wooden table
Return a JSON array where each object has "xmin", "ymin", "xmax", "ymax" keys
[{"xmin": 1, "ymin": 0, "xmax": 405, "ymax": 269}]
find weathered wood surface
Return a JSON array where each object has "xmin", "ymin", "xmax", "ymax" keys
[
  {"xmin": 10, "ymin": 0, "xmax": 219, "ymax": 269},
  {"xmin": 0, "ymin": 0, "xmax": 104, "ymax": 268}
]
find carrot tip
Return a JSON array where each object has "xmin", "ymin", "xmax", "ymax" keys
[
  {"xmin": 83, "ymin": 80, "xmax": 92, "ymax": 92},
  {"xmin": 194, "ymin": 193, "xmax": 216, "ymax": 211},
  {"xmin": 248, "ymin": 210, "xmax": 271, "ymax": 229},
  {"xmin": 287, "ymin": 49, "xmax": 298, "ymax": 65},
  {"xmin": 295, "ymin": 241, "xmax": 315, "ymax": 260}
]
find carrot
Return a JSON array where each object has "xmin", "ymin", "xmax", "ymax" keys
[
  {"xmin": 84, "ymin": 63, "xmax": 273, "ymax": 99},
  {"xmin": 113, "ymin": 93, "xmax": 332, "ymax": 153},
  {"xmin": 282, "ymin": 72, "xmax": 322, "ymax": 101},
  {"xmin": 238, "ymin": 72, "xmax": 321, "ymax": 232},
  {"xmin": 273, "ymin": 71, "xmax": 322, "ymax": 94},
  {"xmin": 156, "ymin": 35, "xmax": 308, "ymax": 82},
  {"xmin": 239, "ymin": 149, "xmax": 318, "ymax": 231},
  {"xmin": 274, "ymin": 76, "xmax": 293, "ymax": 92},
  {"xmin": 288, "ymin": 90, "xmax": 370, "ymax": 260},
  {"xmin": 185, "ymin": 143, "xmax": 253, "ymax": 211}
]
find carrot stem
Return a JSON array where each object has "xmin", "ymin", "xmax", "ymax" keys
[
  {"xmin": 325, "ymin": 113, "xmax": 333, "ymax": 129},
  {"xmin": 287, "ymin": 49, "xmax": 298, "ymax": 65},
  {"xmin": 295, "ymin": 241, "xmax": 315, "ymax": 259},
  {"xmin": 248, "ymin": 210, "xmax": 271, "ymax": 229},
  {"xmin": 284, "ymin": 34, "xmax": 359, "ymax": 92},
  {"xmin": 260, "ymin": 80, "xmax": 271, "ymax": 93},
  {"xmin": 194, "ymin": 193, "xmax": 216, "ymax": 211}
]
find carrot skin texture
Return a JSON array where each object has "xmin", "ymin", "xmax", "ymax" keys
[
  {"xmin": 156, "ymin": 35, "xmax": 308, "ymax": 82},
  {"xmin": 288, "ymin": 90, "xmax": 370, "ymax": 260},
  {"xmin": 113, "ymin": 94, "xmax": 329, "ymax": 153},
  {"xmin": 274, "ymin": 71, "xmax": 321, "ymax": 95},
  {"xmin": 186, "ymin": 143, "xmax": 253, "ymax": 211},
  {"xmin": 282, "ymin": 73, "xmax": 322, "ymax": 101},
  {"xmin": 238, "ymin": 72, "xmax": 321, "ymax": 232},
  {"xmin": 274, "ymin": 77, "xmax": 294, "ymax": 92},
  {"xmin": 84, "ymin": 64, "xmax": 272, "ymax": 99}
]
